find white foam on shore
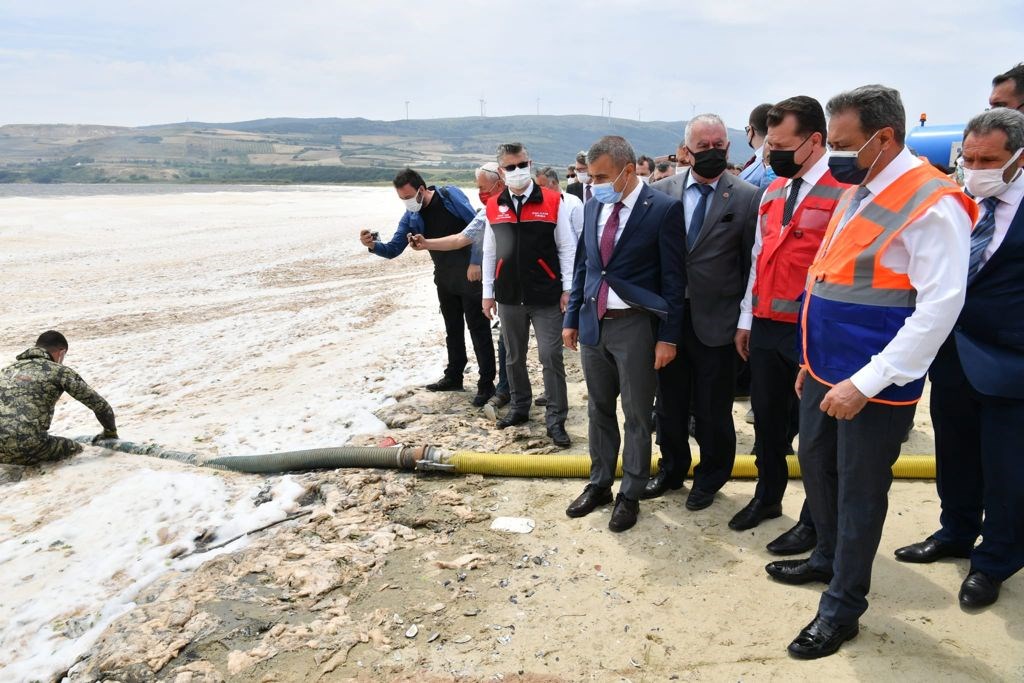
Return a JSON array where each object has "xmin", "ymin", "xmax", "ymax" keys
[{"xmin": 0, "ymin": 455, "xmax": 306, "ymax": 682}]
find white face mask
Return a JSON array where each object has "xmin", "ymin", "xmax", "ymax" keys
[
  {"xmin": 402, "ymin": 189, "xmax": 423, "ymax": 213},
  {"xmin": 576, "ymin": 170, "xmax": 590, "ymax": 184},
  {"xmin": 639, "ymin": 175, "xmax": 650, "ymax": 185},
  {"xmin": 963, "ymin": 148, "xmax": 1023, "ymax": 198},
  {"xmin": 675, "ymin": 165, "xmax": 688, "ymax": 175},
  {"xmin": 504, "ymin": 166, "xmax": 532, "ymax": 191}
]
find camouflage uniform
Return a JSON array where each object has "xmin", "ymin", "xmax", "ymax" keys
[{"xmin": 0, "ymin": 347, "xmax": 116, "ymax": 466}]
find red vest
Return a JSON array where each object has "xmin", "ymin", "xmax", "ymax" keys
[
  {"xmin": 752, "ymin": 171, "xmax": 849, "ymax": 323},
  {"xmin": 486, "ymin": 185, "xmax": 563, "ymax": 306}
]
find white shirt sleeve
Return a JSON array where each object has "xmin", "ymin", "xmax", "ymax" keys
[
  {"xmin": 569, "ymin": 197, "xmax": 584, "ymax": 242},
  {"xmin": 738, "ymin": 215, "xmax": 764, "ymax": 331},
  {"xmin": 555, "ymin": 199, "xmax": 576, "ymax": 292},
  {"xmin": 482, "ymin": 218, "xmax": 497, "ymax": 299},
  {"xmin": 849, "ymin": 195, "xmax": 972, "ymax": 397}
]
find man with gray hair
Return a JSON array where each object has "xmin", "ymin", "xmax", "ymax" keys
[
  {"xmin": 643, "ymin": 113, "xmax": 761, "ymax": 510},
  {"xmin": 895, "ymin": 107, "xmax": 1024, "ymax": 610},
  {"xmin": 768, "ymin": 85, "xmax": 978, "ymax": 659},
  {"xmin": 481, "ymin": 143, "xmax": 577, "ymax": 447},
  {"xmin": 563, "ymin": 135, "xmax": 685, "ymax": 531}
]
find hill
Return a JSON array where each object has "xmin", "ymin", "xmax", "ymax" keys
[{"xmin": 0, "ymin": 115, "xmax": 750, "ymax": 184}]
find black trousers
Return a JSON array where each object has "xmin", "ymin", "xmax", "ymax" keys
[
  {"xmin": 931, "ymin": 376, "xmax": 1024, "ymax": 582},
  {"xmin": 436, "ymin": 277, "xmax": 495, "ymax": 388},
  {"xmin": 655, "ymin": 309, "xmax": 737, "ymax": 493},
  {"xmin": 799, "ymin": 376, "xmax": 915, "ymax": 625},
  {"xmin": 750, "ymin": 318, "xmax": 801, "ymax": 504}
]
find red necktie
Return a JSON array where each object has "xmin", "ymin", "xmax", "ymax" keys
[
  {"xmin": 585, "ymin": 185, "xmax": 592, "ymax": 202},
  {"xmin": 596, "ymin": 202, "xmax": 625, "ymax": 319},
  {"xmin": 741, "ymin": 154, "xmax": 756, "ymax": 171}
]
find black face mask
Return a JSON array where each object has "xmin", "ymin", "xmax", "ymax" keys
[
  {"xmin": 689, "ymin": 147, "xmax": 729, "ymax": 179},
  {"xmin": 768, "ymin": 136, "xmax": 812, "ymax": 179}
]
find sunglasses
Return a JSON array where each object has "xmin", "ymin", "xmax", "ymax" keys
[{"xmin": 502, "ymin": 161, "xmax": 530, "ymax": 172}]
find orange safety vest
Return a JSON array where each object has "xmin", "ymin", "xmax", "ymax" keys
[
  {"xmin": 800, "ymin": 163, "xmax": 978, "ymax": 405},
  {"xmin": 753, "ymin": 171, "xmax": 849, "ymax": 323}
]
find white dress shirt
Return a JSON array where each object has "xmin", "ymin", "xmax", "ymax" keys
[
  {"xmin": 738, "ymin": 153, "xmax": 830, "ymax": 330},
  {"xmin": 818, "ymin": 146, "xmax": 973, "ymax": 398},
  {"xmin": 595, "ymin": 178, "xmax": 645, "ymax": 310},
  {"xmin": 481, "ymin": 180, "xmax": 577, "ymax": 299},
  {"xmin": 977, "ymin": 168, "xmax": 1024, "ymax": 269},
  {"xmin": 561, "ymin": 191, "xmax": 585, "ymax": 242}
]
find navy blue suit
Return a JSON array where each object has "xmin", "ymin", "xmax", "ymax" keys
[
  {"xmin": 563, "ymin": 182, "xmax": 685, "ymax": 499},
  {"xmin": 928, "ymin": 196, "xmax": 1024, "ymax": 582},
  {"xmin": 564, "ymin": 184, "xmax": 685, "ymax": 345}
]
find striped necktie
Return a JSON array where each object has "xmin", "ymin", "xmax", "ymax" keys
[
  {"xmin": 838, "ymin": 185, "xmax": 871, "ymax": 230},
  {"xmin": 968, "ymin": 197, "xmax": 1000, "ymax": 280}
]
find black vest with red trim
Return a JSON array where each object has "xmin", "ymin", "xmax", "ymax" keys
[
  {"xmin": 486, "ymin": 184, "xmax": 563, "ymax": 306},
  {"xmin": 752, "ymin": 171, "xmax": 848, "ymax": 323}
]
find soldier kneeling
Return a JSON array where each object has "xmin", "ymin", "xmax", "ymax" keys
[{"xmin": 0, "ymin": 330, "xmax": 117, "ymax": 468}]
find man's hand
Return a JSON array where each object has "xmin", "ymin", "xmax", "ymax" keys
[
  {"xmin": 359, "ymin": 229, "xmax": 375, "ymax": 248},
  {"xmin": 562, "ymin": 328, "xmax": 578, "ymax": 351},
  {"xmin": 819, "ymin": 379, "xmax": 869, "ymax": 420},
  {"xmin": 734, "ymin": 328, "xmax": 750, "ymax": 361},
  {"xmin": 467, "ymin": 264, "xmax": 482, "ymax": 282},
  {"xmin": 560, "ymin": 291, "xmax": 570, "ymax": 314},
  {"xmin": 408, "ymin": 234, "xmax": 426, "ymax": 250},
  {"xmin": 654, "ymin": 342, "xmax": 676, "ymax": 370},
  {"xmin": 92, "ymin": 429, "xmax": 118, "ymax": 444},
  {"xmin": 483, "ymin": 298, "xmax": 497, "ymax": 320},
  {"xmin": 795, "ymin": 367, "xmax": 807, "ymax": 399}
]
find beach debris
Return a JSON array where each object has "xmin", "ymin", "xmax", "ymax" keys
[
  {"xmin": 452, "ymin": 635, "xmax": 472, "ymax": 644},
  {"xmin": 427, "ymin": 632, "xmax": 440, "ymax": 643},
  {"xmin": 434, "ymin": 553, "xmax": 494, "ymax": 570},
  {"xmin": 462, "ymin": 608, "xmax": 480, "ymax": 616},
  {"xmin": 490, "ymin": 517, "xmax": 536, "ymax": 534},
  {"xmin": 426, "ymin": 603, "xmax": 446, "ymax": 614},
  {"xmin": 405, "ymin": 625, "xmax": 418, "ymax": 638}
]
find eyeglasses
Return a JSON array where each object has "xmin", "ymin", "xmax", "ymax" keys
[{"xmin": 502, "ymin": 161, "xmax": 530, "ymax": 172}]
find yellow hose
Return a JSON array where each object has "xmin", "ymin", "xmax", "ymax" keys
[{"xmin": 448, "ymin": 452, "xmax": 937, "ymax": 479}]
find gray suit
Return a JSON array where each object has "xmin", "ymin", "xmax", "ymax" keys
[
  {"xmin": 648, "ymin": 169, "xmax": 762, "ymax": 492},
  {"xmin": 649, "ymin": 169, "xmax": 761, "ymax": 346}
]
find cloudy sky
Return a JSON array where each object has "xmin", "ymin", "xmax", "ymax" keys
[{"xmin": 0, "ymin": 1, "xmax": 1019, "ymax": 129}]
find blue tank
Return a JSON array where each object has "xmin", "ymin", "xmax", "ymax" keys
[{"xmin": 905, "ymin": 123, "xmax": 965, "ymax": 171}]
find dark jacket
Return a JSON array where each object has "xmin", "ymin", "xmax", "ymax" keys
[
  {"xmin": 649, "ymin": 169, "xmax": 761, "ymax": 346},
  {"xmin": 564, "ymin": 183, "xmax": 686, "ymax": 345},
  {"xmin": 930, "ymin": 199, "xmax": 1024, "ymax": 398},
  {"xmin": 371, "ymin": 185, "xmax": 480, "ymax": 264}
]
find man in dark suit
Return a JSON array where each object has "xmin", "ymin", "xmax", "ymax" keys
[
  {"xmin": 895, "ymin": 107, "xmax": 1024, "ymax": 608},
  {"xmin": 563, "ymin": 136, "xmax": 686, "ymax": 532},
  {"xmin": 566, "ymin": 152, "xmax": 592, "ymax": 202},
  {"xmin": 643, "ymin": 114, "xmax": 761, "ymax": 510}
]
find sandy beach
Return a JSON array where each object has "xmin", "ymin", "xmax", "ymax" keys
[{"xmin": 0, "ymin": 185, "xmax": 1020, "ymax": 682}]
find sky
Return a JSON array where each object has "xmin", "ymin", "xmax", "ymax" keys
[{"xmin": 0, "ymin": 1, "xmax": 1020, "ymax": 129}]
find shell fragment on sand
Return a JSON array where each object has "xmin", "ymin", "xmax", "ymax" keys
[{"xmin": 489, "ymin": 517, "xmax": 535, "ymax": 534}]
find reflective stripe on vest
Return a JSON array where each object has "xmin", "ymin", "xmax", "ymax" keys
[
  {"xmin": 800, "ymin": 163, "xmax": 979, "ymax": 405},
  {"xmin": 751, "ymin": 173, "xmax": 848, "ymax": 323}
]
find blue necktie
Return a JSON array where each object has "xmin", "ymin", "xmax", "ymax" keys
[
  {"xmin": 687, "ymin": 183, "xmax": 714, "ymax": 250},
  {"xmin": 837, "ymin": 185, "xmax": 871, "ymax": 230},
  {"xmin": 968, "ymin": 197, "xmax": 1000, "ymax": 280}
]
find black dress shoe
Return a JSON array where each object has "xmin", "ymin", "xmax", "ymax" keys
[
  {"xmin": 565, "ymin": 484, "xmax": 613, "ymax": 518},
  {"xmin": 639, "ymin": 467, "xmax": 685, "ymax": 500},
  {"xmin": 729, "ymin": 498, "xmax": 783, "ymax": 531},
  {"xmin": 765, "ymin": 559, "xmax": 833, "ymax": 585},
  {"xmin": 767, "ymin": 521, "xmax": 817, "ymax": 556},
  {"xmin": 959, "ymin": 570, "xmax": 1002, "ymax": 609},
  {"xmin": 685, "ymin": 487, "xmax": 716, "ymax": 511},
  {"xmin": 547, "ymin": 423, "xmax": 571, "ymax": 448},
  {"xmin": 496, "ymin": 411, "xmax": 529, "ymax": 429},
  {"xmin": 787, "ymin": 614, "xmax": 859, "ymax": 659},
  {"xmin": 608, "ymin": 493, "xmax": 639, "ymax": 532},
  {"xmin": 535, "ymin": 394, "xmax": 549, "ymax": 407},
  {"xmin": 894, "ymin": 536, "xmax": 973, "ymax": 564},
  {"xmin": 426, "ymin": 375, "xmax": 464, "ymax": 392},
  {"xmin": 471, "ymin": 385, "xmax": 496, "ymax": 408}
]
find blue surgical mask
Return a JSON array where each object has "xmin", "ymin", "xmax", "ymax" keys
[
  {"xmin": 593, "ymin": 167, "xmax": 627, "ymax": 204},
  {"xmin": 828, "ymin": 130, "xmax": 881, "ymax": 185}
]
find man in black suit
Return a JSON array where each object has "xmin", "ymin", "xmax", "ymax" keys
[
  {"xmin": 566, "ymin": 152, "xmax": 592, "ymax": 202},
  {"xmin": 895, "ymin": 107, "xmax": 1024, "ymax": 609},
  {"xmin": 644, "ymin": 113, "xmax": 761, "ymax": 510}
]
